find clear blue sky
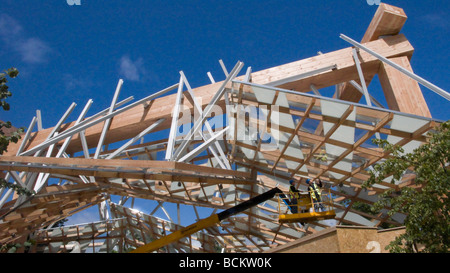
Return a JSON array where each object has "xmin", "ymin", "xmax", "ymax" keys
[
  {"xmin": 1, "ymin": 0, "xmax": 449, "ymax": 128},
  {"xmin": 1, "ymin": 0, "xmax": 449, "ymax": 225}
]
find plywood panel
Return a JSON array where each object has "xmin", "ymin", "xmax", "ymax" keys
[
  {"xmin": 377, "ymin": 227, "xmax": 406, "ymax": 253},
  {"xmin": 267, "ymin": 227, "xmax": 339, "ymax": 253},
  {"xmin": 336, "ymin": 226, "xmax": 378, "ymax": 253}
]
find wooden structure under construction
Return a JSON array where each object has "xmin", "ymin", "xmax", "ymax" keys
[{"xmin": 0, "ymin": 3, "xmax": 448, "ymax": 253}]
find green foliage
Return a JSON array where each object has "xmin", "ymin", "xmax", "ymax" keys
[
  {"xmin": 0, "ymin": 67, "xmax": 34, "ymax": 197},
  {"xmin": 0, "ymin": 180, "xmax": 34, "ymax": 196},
  {"xmin": 0, "ymin": 121, "xmax": 24, "ymax": 154},
  {"xmin": 0, "ymin": 239, "xmax": 36, "ymax": 253},
  {"xmin": 0, "ymin": 67, "xmax": 23, "ymax": 155},
  {"xmin": 52, "ymin": 218, "xmax": 69, "ymax": 228},
  {"xmin": 0, "ymin": 68, "xmax": 19, "ymax": 111},
  {"xmin": 363, "ymin": 120, "xmax": 450, "ymax": 253}
]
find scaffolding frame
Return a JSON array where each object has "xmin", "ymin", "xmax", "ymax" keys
[{"xmin": 0, "ymin": 3, "xmax": 447, "ymax": 253}]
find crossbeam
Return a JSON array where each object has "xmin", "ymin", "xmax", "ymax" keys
[{"xmin": 7, "ymin": 35, "xmax": 414, "ymax": 157}]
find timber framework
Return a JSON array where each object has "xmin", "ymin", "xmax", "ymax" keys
[{"xmin": 0, "ymin": 3, "xmax": 448, "ymax": 253}]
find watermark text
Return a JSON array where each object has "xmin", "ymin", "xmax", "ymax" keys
[{"xmin": 67, "ymin": 0, "xmax": 81, "ymax": 5}]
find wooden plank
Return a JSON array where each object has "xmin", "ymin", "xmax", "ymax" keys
[
  {"xmin": 0, "ymin": 156, "xmax": 250, "ymax": 178},
  {"xmin": 7, "ymin": 34, "xmax": 414, "ymax": 157},
  {"xmin": 361, "ymin": 3, "xmax": 408, "ymax": 43},
  {"xmin": 250, "ymin": 34, "xmax": 413, "ymax": 93},
  {"xmin": 339, "ymin": 3, "xmax": 408, "ymax": 103},
  {"xmin": 378, "ymin": 56, "xmax": 431, "ymax": 118},
  {"xmin": 271, "ymin": 97, "xmax": 316, "ymax": 171}
]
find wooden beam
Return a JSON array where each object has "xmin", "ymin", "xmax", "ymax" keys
[
  {"xmin": 8, "ymin": 34, "xmax": 414, "ymax": 157},
  {"xmin": 338, "ymin": 3, "xmax": 408, "ymax": 103},
  {"xmin": 361, "ymin": 3, "xmax": 408, "ymax": 43},
  {"xmin": 0, "ymin": 156, "xmax": 250, "ymax": 178},
  {"xmin": 378, "ymin": 56, "xmax": 431, "ymax": 118},
  {"xmin": 0, "ymin": 156, "xmax": 255, "ymax": 186},
  {"xmin": 249, "ymin": 34, "xmax": 413, "ymax": 93}
]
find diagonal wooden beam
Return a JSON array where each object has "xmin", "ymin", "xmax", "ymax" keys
[
  {"xmin": 338, "ymin": 3, "xmax": 408, "ymax": 103},
  {"xmin": 251, "ymin": 91, "xmax": 279, "ymax": 163},
  {"xmin": 271, "ymin": 98, "xmax": 316, "ymax": 172},
  {"xmin": 7, "ymin": 34, "xmax": 414, "ymax": 157},
  {"xmin": 318, "ymin": 111, "xmax": 395, "ymax": 185},
  {"xmin": 290, "ymin": 104, "xmax": 355, "ymax": 179},
  {"xmin": 336, "ymin": 120, "xmax": 437, "ymax": 186}
]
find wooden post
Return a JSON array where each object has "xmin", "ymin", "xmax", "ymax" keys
[
  {"xmin": 378, "ymin": 56, "xmax": 431, "ymax": 118},
  {"xmin": 338, "ymin": 3, "xmax": 408, "ymax": 103}
]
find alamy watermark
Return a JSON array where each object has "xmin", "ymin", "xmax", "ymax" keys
[
  {"xmin": 66, "ymin": 1, "xmax": 379, "ymax": 7},
  {"xmin": 67, "ymin": 0, "xmax": 81, "ymax": 5},
  {"xmin": 366, "ymin": 0, "xmax": 381, "ymax": 5}
]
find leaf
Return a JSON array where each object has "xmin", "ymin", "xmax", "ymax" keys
[
  {"xmin": 365, "ymin": 120, "xmax": 450, "ymax": 252},
  {"xmin": 6, "ymin": 67, "xmax": 19, "ymax": 78}
]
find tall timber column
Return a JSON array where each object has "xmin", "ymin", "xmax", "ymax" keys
[
  {"xmin": 338, "ymin": 3, "xmax": 408, "ymax": 103},
  {"xmin": 378, "ymin": 56, "xmax": 432, "ymax": 118}
]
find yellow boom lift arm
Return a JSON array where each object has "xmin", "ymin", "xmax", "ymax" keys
[{"xmin": 130, "ymin": 187, "xmax": 282, "ymax": 253}]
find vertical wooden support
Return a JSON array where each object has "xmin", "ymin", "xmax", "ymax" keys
[
  {"xmin": 338, "ymin": 3, "xmax": 408, "ymax": 103},
  {"xmin": 378, "ymin": 56, "xmax": 431, "ymax": 118}
]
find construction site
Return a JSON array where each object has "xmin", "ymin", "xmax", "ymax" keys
[{"xmin": 0, "ymin": 3, "xmax": 448, "ymax": 253}]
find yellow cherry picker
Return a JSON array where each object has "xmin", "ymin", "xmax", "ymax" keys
[
  {"xmin": 131, "ymin": 181, "xmax": 336, "ymax": 253},
  {"xmin": 131, "ymin": 187, "xmax": 283, "ymax": 253},
  {"xmin": 277, "ymin": 179, "xmax": 336, "ymax": 223}
]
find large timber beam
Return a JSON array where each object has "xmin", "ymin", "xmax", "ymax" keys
[
  {"xmin": 338, "ymin": 3, "xmax": 408, "ymax": 103},
  {"xmin": 0, "ymin": 156, "xmax": 251, "ymax": 180},
  {"xmin": 8, "ymin": 34, "xmax": 414, "ymax": 156},
  {"xmin": 378, "ymin": 56, "xmax": 432, "ymax": 117},
  {"xmin": 248, "ymin": 34, "xmax": 413, "ymax": 92},
  {"xmin": 362, "ymin": 3, "xmax": 407, "ymax": 43}
]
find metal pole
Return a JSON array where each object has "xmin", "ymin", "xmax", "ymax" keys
[
  {"xmin": 219, "ymin": 59, "xmax": 229, "ymax": 77},
  {"xmin": 20, "ymin": 83, "xmax": 178, "ymax": 156},
  {"xmin": 106, "ymin": 119, "xmax": 165, "ymax": 159},
  {"xmin": 165, "ymin": 76, "xmax": 184, "ymax": 160},
  {"xmin": 178, "ymin": 127, "xmax": 229, "ymax": 163},
  {"xmin": 35, "ymin": 100, "xmax": 94, "ymax": 189},
  {"xmin": 340, "ymin": 33, "xmax": 450, "ymax": 101},
  {"xmin": 33, "ymin": 100, "xmax": 90, "ymax": 191},
  {"xmin": 94, "ymin": 79, "xmax": 124, "ymax": 159},
  {"xmin": 178, "ymin": 71, "xmax": 230, "ymax": 169},
  {"xmin": 56, "ymin": 99, "xmax": 93, "ymax": 158},
  {"xmin": 348, "ymin": 80, "xmax": 385, "ymax": 108},
  {"xmin": 173, "ymin": 61, "xmax": 244, "ymax": 160},
  {"xmin": 352, "ymin": 48, "xmax": 372, "ymax": 107},
  {"xmin": 310, "ymin": 84, "xmax": 322, "ymax": 96}
]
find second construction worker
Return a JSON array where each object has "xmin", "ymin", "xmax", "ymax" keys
[
  {"xmin": 288, "ymin": 180, "xmax": 300, "ymax": 213},
  {"xmin": 306, "ymin": 178, "xmax": 325, "ymax": 212}
]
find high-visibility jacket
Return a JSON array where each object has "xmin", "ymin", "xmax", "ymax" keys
[
  {"xmin": 289, "ymin": 186, "xmax": 300, "ymax": 199},
  {"xmin": 309, "ymin": 182, "xmax": 322, "ymax": 201}
]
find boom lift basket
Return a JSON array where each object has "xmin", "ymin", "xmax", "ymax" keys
[{"xmin": 277, "ymin": 188, "xmax": 336, "ymax": 223}]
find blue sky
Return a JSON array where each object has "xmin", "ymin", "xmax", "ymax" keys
[
  {"xmin": 1, "ymin": 0, "xmax": 449, "ymax": 225},
  {"xmin": 1, "ymin": 0, "xmax": 449, "ymax": 129}
]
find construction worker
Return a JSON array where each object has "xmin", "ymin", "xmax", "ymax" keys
[
  {"xmin": 306, "ymin": 178, "xmax": 325, "ymax": 212},
  {"xmin": 288, "ymin": 180, "xmax": 300, "ymax": 213}
]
